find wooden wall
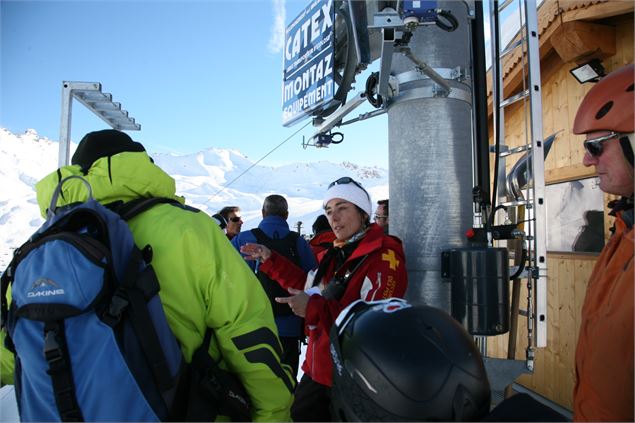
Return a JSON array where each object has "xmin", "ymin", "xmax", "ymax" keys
[{"xmin": 485, "ymin": 11, "xmax": 633, "ymax": 410}]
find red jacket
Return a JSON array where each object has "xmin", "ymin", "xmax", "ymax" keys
[
  {"xmin": 574, "ymin": 208, "xmax": 634, "ymax": 421},
  {"xmin": 260, "ymin": 223, "xmax": 408, "ymax": 386}
]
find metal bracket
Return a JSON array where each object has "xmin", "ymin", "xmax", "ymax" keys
[
  {"xmin": 395, "ymin": 67, "xmax": 469, "ymax": 85},
  {"xmin": 450, "ymin": 66, "xmax": 466, "ymax": 81},
  {"xmin": 400, "ymin": 47, "xmax": 451, "ymax": 93},
  {"xmin": 58, "ymin": 81, "xmax": 140, "ymax": 167},
  {"xmin": 391, "ymin": 85, "xmax": 471, "ymax": 105}
]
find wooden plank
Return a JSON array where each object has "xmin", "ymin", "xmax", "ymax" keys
[
  {"xmin": 566, "ymin": 68, "xmax": 592, "ymax": 166},
  {"xmin": 558, "ymin": 257, "xmax": 576, "ymax": 408},
  {"xmin": 549, "ymin": 251, "xmax": 599, "ymax": 261},
  {"xmin": 551, "ymin": 256, "xmax": 566, "ymax": 406},
  {"xmin": 542, "ymin": 72, "xmax": 557, "ymax": 173},
  {"xmin": 545, "ymin": 163, "xmax": 597, "ymax": 184},
  {"xmin": 563, "ymin": 1, "xmax": 634, "ymax": 23},
  {"xmin": 543, "ymin": 257, "xmax": 560, "ymax": 401},
  {"xmin": 553, "ymin": 68, "xmax": 572, "ymax": 169},
  {"xmin": 613, "ymin": 15, "xmax": 635, "ymax": 66}
]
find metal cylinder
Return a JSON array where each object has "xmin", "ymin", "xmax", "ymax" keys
[
  {"xmin": 449, "ymin": 247, "xmax": 510, "ymax": 335},
  {"xmin": 388, "ymin": 1, "xmax": 473, "ymax": 313}
]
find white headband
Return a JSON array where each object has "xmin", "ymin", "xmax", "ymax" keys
[{"xmin": 323, "ymin": 181, "xmax": 372, "ymax": 217}]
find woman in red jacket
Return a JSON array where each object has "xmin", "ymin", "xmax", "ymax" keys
[{"xmin": 241, "ymin": 177, "xmax": 408, "ymax": 421}]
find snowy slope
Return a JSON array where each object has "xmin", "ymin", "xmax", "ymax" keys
[{"xmin": 0, "ymin": 128, "xmax": 388, "ymax": 268}]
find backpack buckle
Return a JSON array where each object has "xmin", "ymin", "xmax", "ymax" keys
[
  {"xmin": 44, "ymin": 330, "xmax": 64, "ymax": 365},
  {"xmin": 103, "ymin": 291, "xmax": 129, "ymax": 326}
]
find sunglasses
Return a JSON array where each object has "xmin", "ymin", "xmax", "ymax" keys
[
  {"xmin": 229, "ymin": 216, "xmax": 242, "ymax": 223},
  {"xmin": 583, "ymin": 132, "xmax": 622, "ymax": 157},
  {"xmin": 328, "ymin": 177, "xmax": 370, "ymax": 200}
]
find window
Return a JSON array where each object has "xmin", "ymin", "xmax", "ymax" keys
[{"xmin": 546, "ymin": 177, "xmax": 604, "ymax": 253}]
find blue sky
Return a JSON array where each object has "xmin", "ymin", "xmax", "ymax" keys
[{"xmin": 1, "ymin": 0, "xmax": 389, "ymax": 168}]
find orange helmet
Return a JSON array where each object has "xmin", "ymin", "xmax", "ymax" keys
[{"xmin": 573, "ymin": 63, "xmax": 634, "ymax": 166}]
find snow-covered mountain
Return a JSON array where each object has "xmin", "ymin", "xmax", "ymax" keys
[{"xmin": 0, "ymin": 128, "xmax": 388, "ymax": 267}]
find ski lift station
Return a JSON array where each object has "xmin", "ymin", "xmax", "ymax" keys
[{"xmin": 49, "ymin": 0, "xmax": 634, "ymax": 417}]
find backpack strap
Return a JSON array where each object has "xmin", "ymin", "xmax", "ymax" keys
[
  {"xmin": 44, "ymin": 321, "xmax": 84, "ymax": 422},
  {"xmin": 113, "ymin": 197, "xmax": 183, "ymax": 221},
  {"xmin": 0, "ymin": 264, "xmax": 12, "ymax": 330},
  {"xmin": 251, "ymin": 228, "xmax": 300, "ymax": 264},
  {"xmin": 103, "ymin": 197, "xmax": 187, "ymax": 393},
  {"xmin": 105, "ymin": 197, "xmax": 182, "ymax": 390},
  {"xmin": 250, "ymin": 228, "xmax": 269, "ymax": 245},
  {"xmin": 119, "ymin": 247, "xmax": 174, "ymax": 391}
]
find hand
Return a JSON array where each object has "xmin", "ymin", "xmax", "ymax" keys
[
  {"xmin": 240, "ymin": 243, "xmax": 272, "ymax": 262},
  {"xmin": 275, "ymin": 288, "xmax": 309, "ymax": 317}
]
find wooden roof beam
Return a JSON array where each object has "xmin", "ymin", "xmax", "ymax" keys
[
  {"xmin": 551, "ymin": 21, "xmax": 616, "ymax": 64},
  {"xmin": 562, "ymin": 1, "xmax": 634, "ymax": 23}
]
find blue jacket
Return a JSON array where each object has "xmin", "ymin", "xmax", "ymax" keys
[{"xmin": 232, "ymin": 215, "xmax": 317, "ymax": 337}]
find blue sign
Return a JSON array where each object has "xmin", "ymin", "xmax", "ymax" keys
[{"xmin": 282, "ymin": 0, "xmax": 334, "ymax": 127}]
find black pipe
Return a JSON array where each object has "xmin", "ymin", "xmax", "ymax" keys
[
  {"xmin": 471, "ymin": 1, "xmax": 491, "ymax": 212},
  {"xmin": 490, "ymin": 1, "xmax": 502, "ymax": 232}
]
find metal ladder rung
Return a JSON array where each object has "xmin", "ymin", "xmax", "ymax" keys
[
  {"xmin": 499, "ymin": 144, "xmax": 531, "ymax": 158},
  {"xmin": 498, "ymin": 0, "xmax": 515, "ymax": 13},
  {"xmin": 488, "ymin": 144, "xmax": 531, "ymax": 156},
  {"xmin": 500, "ymin": 89, "xmax": 529, "ymax": 108},
  {"xmin": 500, "ymin": 38, "xmax": 524, "ymax": 58},
  {"xmin": 499, "ymin": 199, "xmax": 532, "ymax": 208}
]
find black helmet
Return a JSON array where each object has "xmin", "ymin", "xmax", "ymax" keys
[{"xmin": 330, "ymin": 298, "xmax": 491, "ymax": 421}]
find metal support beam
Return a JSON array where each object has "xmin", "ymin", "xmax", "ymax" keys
[
  {"xmin": 378, "ymin": 28, "xmax": 396, "ymax": 98},
  {"xmin": 311, "ymin": 92, "xmax": 367, "ymax": 137}
]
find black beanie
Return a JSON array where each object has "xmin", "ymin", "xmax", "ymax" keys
[{"xmin": 71, "ymin": 129, "xmax": 146, "ymax": 172}]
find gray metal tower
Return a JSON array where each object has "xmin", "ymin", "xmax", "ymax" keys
[{"xmin": 388, "ymin": 2, "xmax": 473, "ymax": 312}]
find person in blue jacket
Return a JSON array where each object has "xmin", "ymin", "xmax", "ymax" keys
[{"xmin": 231, "ymin": 194, "xmax": 317, "ymax": 380}]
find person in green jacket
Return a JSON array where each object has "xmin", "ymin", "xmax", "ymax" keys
[{"xmin": 2, "ymin": 129, "xmax": 294, "ymax": 421}]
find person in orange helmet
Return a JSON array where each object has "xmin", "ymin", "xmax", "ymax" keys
[{"xmin": 571, "ymin": 63, "xmax": 634, "ymax": 422}]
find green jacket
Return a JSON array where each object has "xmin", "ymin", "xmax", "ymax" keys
[{"xmin": 4, "ymin": 151, "xmax": 294, "ymax": 421}]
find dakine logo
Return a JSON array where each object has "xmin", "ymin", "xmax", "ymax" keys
[{"xmin": 27, "ymin": 278, "xmax": 65, "ymax": 298}]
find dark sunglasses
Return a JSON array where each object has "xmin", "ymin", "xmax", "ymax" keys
[
  {"xmin": 328, "ymin": 177, "xmax": 370, "ymax": 199},
  {"xmin": 583, "ymin": 132, "xmax": 622, "ymax": 157},
  {"xmin": 229, "ymin": 216, "xmax": 242, "ymax": 223}
]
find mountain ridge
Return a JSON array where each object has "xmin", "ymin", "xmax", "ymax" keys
[{"xmin": 0, "ymin": 127, "xmax": 388, "ymax": 267}]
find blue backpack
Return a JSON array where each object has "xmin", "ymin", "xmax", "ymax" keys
[{"xmin": 0, "ymin": 176, "xmax": 186, "ymax": 422}]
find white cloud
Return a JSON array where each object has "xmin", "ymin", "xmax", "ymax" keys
[{"xmin": 267, "ymin": 0, "xmax": 286, "ymax": 54}]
